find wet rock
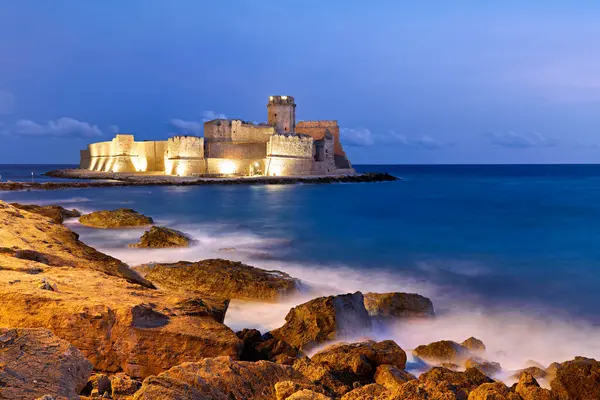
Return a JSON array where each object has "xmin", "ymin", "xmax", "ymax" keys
[
  {"xmin": 133, "ymin": 356, "xmax": 313, "ymax": 400},
  {"xmin": 135, "ymin": 259, "xmax": 299, "ymax": 302},
  {"xmin": 310, "ymin": 340, "xmax": 407, "ymax": 387},
  {"xmin": 174, "ymin": 296, "xmax": 229, "ymax": 323},
  {"xmin": 236, "ymin": 328, "xmax": 265, "ymax": 361},
  {"xmin": 340, "ymin": 383, "xmax": 389, "ymax": 400},
  {"xmin": 510, "ymin": 366, "xmax": 548, "ymax": 380},
  {"xmin": 270, "ymin": 292, "xmax": 372, "ymax": 351},
  {"xmin": 363, "ymin": 292, "xmax": 434, "ymax": 319},
  {"xmin": 413, "ymin": 339, "xmax": 470, "ymax": 364},
  {"xmin": 464, "ymin": 357, "xmax": 502, "ymax": 376},
  {"xmin": 274, "ymin": 381, "xmax": 329, "ymax": 400},
  {"xmin": 0, "ymin": 328, "xmax": 92, "ymax": 400},
  {"xmin": 10, "ymin": 203, "xmax": 80, "ymax": 224},
  {"xmin": 129, "ymin": 226, "xmax": 192, "ymax": 248},
  {"xmin": 292, "ymin": 357, "xmax": 351, "ymax": 397},
  {"xmin": 394, "ymin": 367, "xmax": 494, "ymax": 399},
  {"xmin": 468, "ymin": 382, "xmax": 520, "ymax": 400},
  {"xmin": 374, "ymin": 364, "xmax": 416, "ymax": 391},
  {"xmin": 462, "ymin": 337, "xmax": 486, "ymax": 353},
  {"xmin": 254, "ymin": 332, "xmax": 300, "ymax": 361},
  {"xmin": 79, "ymin": 208, "xmax": 153, "ymax": 228},
  {"xmin": 515, "ymin": 372, "xmax": 552, "ymax": 400},
  {"xmin": 549, "ymin": 357, "xmax": 600, "ymax": 400}
]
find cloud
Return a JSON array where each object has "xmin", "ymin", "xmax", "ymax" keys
[
  {"xmin": 340, "ymin": 127, "xmax": 374, "ymax": 147},
  {"xmin": 487, "ymin": 131, "xmax": 558, "ymax": 148},
  {"xmin": 170, "ymin": 119, "xmax": 204, "ymax": 135},
  {"xmin": 108, "ymin": 125, "xmax": 120, "ymax": 134},
  {"xmin": 11, "ymin": 117, "xmax": 104, "ymax": 137},
  {"xmin": 170, "ymin": 111, "xmax": 228, "ymax": 136},
  {"xmin": 341, "ymin": 128, "xmax": 450, "ymax": 149},
  {"xmin": 0, "ymin": 90, "xmax": 15, "ymax": 115}
]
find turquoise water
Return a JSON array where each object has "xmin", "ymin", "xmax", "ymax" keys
[{"xmin": 2, "ymin": 164, "xmax": 600, "ymax": 370}]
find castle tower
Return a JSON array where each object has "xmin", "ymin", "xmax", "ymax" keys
[{"xmin": 267, "ymin": 95, "xmax": 296, "ymax": 134}]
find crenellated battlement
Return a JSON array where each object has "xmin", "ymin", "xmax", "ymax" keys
[
  {"xmin": 296, "ymin": 120, "xmax": 338, "ymax": 128},
  {"xmin": 268, "ymin": 95, "xmax": 295, "ymax": 106}
]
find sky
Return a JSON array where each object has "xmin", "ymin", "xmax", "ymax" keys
[{"xmin": 1, "ymin": 0, "xmax": 599, "ymax": 164}]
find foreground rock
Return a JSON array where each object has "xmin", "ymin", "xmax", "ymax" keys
[
  {"xmin": 0, "ymin": 201, "xmax": 152, "ymax": 287},
  {"xmin": 395, "ymin": 367, "xmax": 494, "ymax": 399},
  {"xmin": 0, "ymin": 328, "xmax": 92, "ymax": 400},
  {"xmin": 270, "ymin": 292, "xmax": 372, "ymax": 352},
  {"xmin": 133, "ymin": 356, "xmax": 314, "ymax": 400},
  {"xmin": 310, "ymin": 340, "xmax": 407, "ymax": 387},
  {"xmin": 79, "ymin": 208, "xmax": 153, "ymax": 228},
  {"xmin": 10, "ymin": 203, "xmax": 81, "ymax": 224},
  {"xmin": 129, "ymin": 226, "xmax": 192, "ymax": 248},
  {"xmin": 0, "ymin": 201, "xmax": 242, "ymax": 379},
  {"xmin": 550, "ymin": 357, "xmax": 600, "ymax": 400},
  {"xmin": 134, "ymin": 259, "xmax": 298, "ymax": 302},
  {"xmin": 412, "ymin": 339, "xmax": 471, "ymax": 364},
  {"xmin": 363, "ymin": 292, "xmax": 435, "ymax": 319}
]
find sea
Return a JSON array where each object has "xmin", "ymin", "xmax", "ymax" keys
[{"xmin": 1, "ymin": 163, "xmax": 599, "ymax": 379}]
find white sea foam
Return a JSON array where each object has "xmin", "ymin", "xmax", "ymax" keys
[{"xmin": 69, "ymin": 221, "xmax": 600, "ymax": 382}]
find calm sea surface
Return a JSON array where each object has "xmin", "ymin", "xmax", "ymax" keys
[{"xmin": 2, "ymin": 164, "xmax": 600, "ymax": 369}]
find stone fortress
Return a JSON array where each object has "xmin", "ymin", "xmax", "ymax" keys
[{"xmin": 80, "ymin": 96, "xmax": 354, "ymax": 177}]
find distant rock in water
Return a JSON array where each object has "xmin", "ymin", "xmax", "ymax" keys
[
  {"xmin": 10, "ymin": 203, "xmax": 80, "ymax": 224},
  {"xmin": 363, "ymin": 292, "xmax": 435, "ymax": 319},
  {"xmin": 134, "ymin": 259, "xmax": 299, "ymax": 302},
  {"xmin": 79, "ymin": 208, "xmax": 153, "ymax": 228},
  {"xmin": 129, "ymin": 226, "xmax": 192, "ymax": 248},
  {"xmin": 412, "ymin": 340, "xmax": 471, "ymax": 364},
  {"xmin": 0, "ymin": 328, "xmax": 93, "ymax": 400}
]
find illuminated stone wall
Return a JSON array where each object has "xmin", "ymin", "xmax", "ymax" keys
[
  {"xmin": 265, "ymin": 134, "xmax": 314, "ymax": 176},
  {"xmin": 165, "ymin": 136, "xmax": 205, "ymax": 176},
  {"xmin": 86, "ymin": 134, "xmax": 168, "ymax": 173},
  {"xmin": 206, "ymin": 142, "xmax": 266, "ymax": 159},
  {"xmin": 267, "ymin": 95, "xmax": 296, "ymax": 134},
  {"xmin": 204, "ymin": 120, "xmax": 232, "ymax": 142},
  {"xmin": 206, "ymin": 158, "xmax": 265, "ymax": 176}
]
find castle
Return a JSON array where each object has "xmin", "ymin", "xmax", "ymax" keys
[{"xmin": 79, "ymin": 96, "xmax": 354, "ymax": 177}]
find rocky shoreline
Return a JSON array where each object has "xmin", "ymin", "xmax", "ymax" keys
[{"xmin": 1, "ymin": 202, "xmax": 599, "ymax": 400}]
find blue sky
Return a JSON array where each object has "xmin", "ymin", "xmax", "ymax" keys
[{"xmin": 1, "ymin": 0, "xmax": 599, "ymax": 164}]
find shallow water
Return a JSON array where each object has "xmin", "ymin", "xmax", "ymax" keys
[{"xmin": 2, "ymin": 164, "xmax": 600, "ymax": 378}]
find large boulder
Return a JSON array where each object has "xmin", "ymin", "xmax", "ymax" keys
[
  {"xmin": 285, "ymin": 389, "xmax": 332, "ymax": 400},
  {"xmin": 129, "ymin": 226, "xmax": 192, "ymax": 248},
  {"xmin": 79, "ymin": 208, "xmax": 153, "ymax": 228},
  {"xmin": 374, "ymin": 364, "xmax": 415, "ymax": 391},
  {"xmin": 363, "ymin": 292, "xmax": 434, "ymax": 319},
  {"xmin": 340, "ymin": 383, "xmax": 389, "ymax": 400},
  {"xmin": 0, "ymin": 201, "xmax": 152, "ymax": 287},
  {"xmin": 464, "ymin": 357, "xmax": 502, "ymax": 376},
  {"xmin": 292, "ymin": 358, "xmax": 351, "ymax": 397},
  {"xmin": 134, "ymin": 259, "xmax": 299, "ymax": 302},
  {"xmin": 412, "ymin": 339, "xmax": 470, "ymax": 364},
  {"xmin": 133, "ymin": 356, "xmax": 314, "ymax": 400},
  {"xmin": 310, "ymin": 340, "xmax": 407, "ymax": 386},
  {"xmin": 462, "ymin": 337, "xmax": 486, "ymax": 353},
  {"xmin": 549, "ymin": 357, "xmax": 600, "ymax": 400},
  {"xmin": 515, "ymin": 372, "xmax": 552, "ymax": 400},
  {"xmin": 393, "ymin": 367, "xmax": 494, "ymax": 400},
  {"xmin": 10, "ymin": 203, "xmax": 81, "ymax": 224},
  {"xmin": 0, "ymin": 328, "xmax": 93, "ymax": 400},
  {"xmin": 270, "ymin": 292, "xmax": 372, "ymax": 351},
  {"xmin": 468, "ymin": 382, "xmax": 520, "ymax": 400}
]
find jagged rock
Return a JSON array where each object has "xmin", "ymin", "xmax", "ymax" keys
[
  {"xmin": 274, "ymin": 381, "xmax": 329, "ymax": 400},
  {"xmin": 510, "ymin": 366, "xmax": 548, "ymax": 380},
  {"xmin": 173, "ymin": 296, "xmax": 229, "ymax": 323},
  {"xmin": 292, "ymin": 358, "xmax": 351, "ymax": 397},
  {"xmin": 38, "ymin": 277, "xmax": 58, "ymax": 291},
  {"xmin": 515, "ymin": 372, "xmax": 552, "ymax": 400},
  {"xmin": 550, "ymin": 357, "xmax": 600, "ymax": 400},
  {"xmin": 82, "ymin": 373, "xmax": 112, "ymax": 397},
  {"xmin": 129, "ymin": 226, "xmax": 192, "ymax": 248},
  {"xmin": 134, "ymin": 259, "xmax": 298, "ymax": 302},
  {"xmin": 285, "ymin": 389, "xmax": 332, "ymax": 400},
  {"xmin": 237, "ymin": 328, "xmax": 265, "ymax": 361},
  {"xmin": 10, "ymin": 203, "xmax": 81, "ymax": 224},
  {"xmin": 0, "ymin": 201, "xmax": 153, "ymax": 287},
  {"xmin": 0, "ymin": 328, "xmax": 92, "ymax": 400},
  {"xmin": 340, "ymin": 383, "xmax": 389, "ymax": 400},
  {"xmin": 309, "ymin": 340, "xmax": 406, "ymax": 388},
  {"xmin": 393, "ymin": 367, "xmax": 494, "ymax": 399},
  {"xmin": 363, "ymin": 292, "xmax": 434, "ymax": 319},
  {"xmin": 270, "ymin": 292, "xmax": 372, "ymax": 351},
  {"xmin": 462, "ymin": 337, "xmax": 486, "ymax": 353},
  {"xmin": 413, "ymin": 339, "xmax": 470, "ymax": 364},
  {"xmin": 465, "ymin": 357, "xmax": 502, "ymax": 376},
  {"xmin": 374, "ymin": 364, "xmax": 416, "ymax": 391},
  {"xmin": 110, "ymin": 373, "xmax": 142, "ymax": 398},
  {"xmin": 132, "ymin": 356, "xmax": 313, "ymax": 400},
  {"xmin": 468, "ymin": 382, "xmax": 521, "ymax": 400},
  {"xmin": 79, "ymin": 208, "xmax": 153, "ymax": 228}
]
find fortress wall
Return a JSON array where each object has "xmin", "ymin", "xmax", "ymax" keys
[
  {"xmin": 266, "ymin": 134, "xmax": 314, "ymax": 176},
  {"xmin": 206, "ymin": 158, "xmax": 264, "ymax": 177},
  {"xmin": 79, "ymin": 150, "xmax": 91, "ymax": 169},
  {"xmin": 204, "ymin": 120, "xmax": 232, "ymax": 142},
  {"xmin": 312, "ymin": 136, "xmax": 336, "ymax": 175},
  {"xmin": 295, "ymin": 121, "xmax": 353, "ymax": 170},
  {"xmin": 164, "ymin": 136, "xmax": 205, "ymax": 176},
  {"xmin": 265, "ymin": 157, "xmax": 313, "ymax": 176},
  {"xmin": 206, "ymin": 142, "xmax": 266, "ymax": 160},
  {"xmin": 231, "ymin": 120, "xmax": 274, "ymax": 143},
  {"xmin": 132, "ymin": 141, "xmax": 168, "ymax": 172},
  {"xmin": 85, "ymin": 135, "xmax": 167, "ymax": 173}
]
